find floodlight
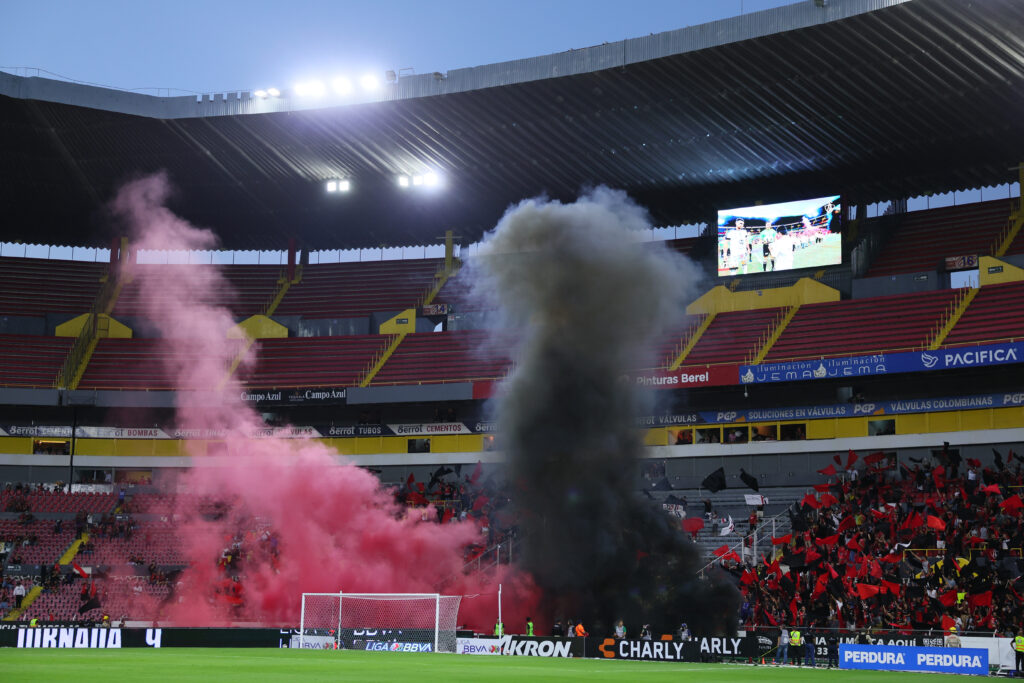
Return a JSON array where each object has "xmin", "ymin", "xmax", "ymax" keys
[
  {"xmin": 267, "ymin": 87, "xmax": 281, "ymax": 97},
  {"xmin": 254, "ymin": 89, "xmax": 268, "ymax": 98},
  {"xmin": 338, "ymin": 179, "xmax": 351, "ymax": 192},
  {"xmin": 332, "ymin": 77, "xmax": 353, "ymax": 95},
  {"xmin": 360, "ymin": 74, "xmax": 380, "ymax": 91},
  {"xmin": 326, "ymin": 181, "xmax": 338, "ymax": 193},
  {"xmin": 412, "ymin": 175, "xmax": 424, "ymax": 186},
  {"xmin": 397, "ymin": 175, "xmax": 410, "ymax": 188},
  {"xmin": 423, "ymin": 172, "xmax": 440, "ymax": 187}
]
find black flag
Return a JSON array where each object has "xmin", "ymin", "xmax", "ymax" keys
[
  {"xmin": 739, "ymin": 468, "xmax": 759, "ymax": 492},
  {"xmin": 701, "ymin": 467, "xmax": 727, "ymax": 494},
  {"xmin": 79, "ymin": 596, "xmax": 101, "ymax": 614}
]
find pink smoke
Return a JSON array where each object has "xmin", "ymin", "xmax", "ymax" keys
[{"xmin": 110, "ymin": 173, "xmax": 538, "ymax": 629}]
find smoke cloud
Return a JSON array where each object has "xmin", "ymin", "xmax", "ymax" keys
[
  {"xmin": 108, "ymin": 173, "xmax": 537, "ymax": 628},
  {"xmin": 472, "ymin": 187, "xmax": 740, "ymax": 634}
]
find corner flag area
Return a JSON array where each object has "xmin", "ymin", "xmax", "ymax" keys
[{"xmin": 4, "ymin": 649, "xmax": 977, "ymax": 682}]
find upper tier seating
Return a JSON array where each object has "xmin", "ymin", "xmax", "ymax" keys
[
  {"xmin": 0, "ymin": 519, "xmax": 76, "ymax": 565},
  {"xmin": 275, "ymin": 259, "xmax": 442, "ymax": 318},
  {"xmin": 77, "ymin": 338, "xmax": 245, "ymax": 390},
  {"xmin": 866, "ymin": 199, "xmax": 1012, "ymax": 277},
  {"xmin": 0, "ymin": 257, "xmax": 106, "ymax": 316},
  {"xmin": 683, "ymin": 309, "xmax": 783, "ymax": 365},
  {"xmin": 764, "ymin": 289, "xmax": 958, "ymax": 361},
  {"xmin": 943, "ymin": 280, "xmax": 1024, "ymax": 346},
  {"xmin": 371, "ymin": 330, "xmax": 514, "ymax": 385},
  {"xmin": 241, "ymin": 335, "xmax": 391, "ymax": 388},
  {"xmin": 112, "ymin": 264, "xmax": 282, "ymax": 319},
  {"xmin": 0, "ymin": 334, "xmax": 72, "ymax": 387}
]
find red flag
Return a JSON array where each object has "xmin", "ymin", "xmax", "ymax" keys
[
  {"xmin": 966, "ymin": 458, "xmax": 981, "ymax": 468},
  {"xmin": 681, "ymin": 517, "xmax": 704, "ymax": 533},
  {"xmin": 941, "ymin": 615, "xmax": 956, "ymax": 632},
  {"xmin": 801, "ymin": 494, "xmax": 821, "ymax": 509},
  {"xmin": 981, "ymin": 484, "xmax": 1001, "ymax": 495},
  {"xmin": 713, "ymin": 544, "xmax": 730, "ymax": 558},
  {"xmin": 833, "ymin": 454, "xmax": 843, "ymax": 466},
  {"xmin": 740, "ymin": 570, "xmax": 757, "ymax": 585},
  {"xmin": 771, "ymin": 534, "xmax": 793, "ymax": 546},
  {"xmin": 846, "ymin": 450, "xmax": 858, "ymax": 469},
  {"xmin": 71, "ymin": 562, "xmax": 89, "ymax": 579},
  {"xmin": 805, "ymin": 548, "xmax": 822, "ymax": 563},
  {"xmin": 816, "ymin": 534, "xmax": 840, "ymax": 546},
  {"xmin": 880, "ymin": 554, "xmax": 901, "ymax": 564},
  {"xmin": 789, "ymin": 597, "xmax": 799, "ymax": 619},
  {"xmin": 723, "ymin": 551, "xmax": 742, "ymax": 563},
  {"xmin": 1001, "ymin": 495, "xmax": 1023, "ymax": 511},
  {"xmin": 765, "ymin": 611, "xmax": 778, "ymax": 626},
  {"xmin": 812, "ymin": 574, "xmax": 828, "ymax": 599},
  {"xmin": 968, "ymin": 591, "xmax": 992, "ymax": 607},
  {"xmin": 819, "ymin": 493, "xmax": 839, "ymax": 508},
  {"xmin": 441, "ymin": 507, "xmax": 454, "ymax": 524},
  {"xmin": 865, "ymin": 451, "xmax": 886, "ymax": 465},
  {"xmin": 827, "ymin": 564, "xmax": 839, "ymax": 579},
  {"xmin": 817, "ymin": 464, "xmax": 837, "ymax": 476},
  {"xmin": 856, "ymin": 584, "xmax": 881, "ymax": 599},
  {"xmin": 938, "ymin": 590, "xmax": 957, "ymax": 607},
  {"xmin": 469, "ymin": 461, "xmax": 483, "ymax": 484},
  {"xmin": 89, "ymin": 580, "xmax": 96, "ymax": 598},
  {"xmin": 926, "ymin": 515, "xmax": 946, "ymax": 531},
  {"xmin": 406, "ymin": 472, "xmax": 415, "ymax": 489},
  {"xmin": 813, "ymin": 484, "xmax": 832, "ymax": 492},
  {"xmin": 407, "ymin": 491, "xmax": 429, "ymax": 506},
  {"xmin": 416, "ymin": 482, "xmax": 425, "ymax": 494},
  {"xmin": 901, "ymin": 512, "xmax": 924, "ymax": 529},
  {"xmin": 846, "ymin": 537, "xmax": 863, "ymax": 552},
  {"xmin": 870, "ymin": 509, "xmax": 889, "ymax": 520},
  {"xmin": 472, "ymin": 495, "xmax": 490, "ymax": 511},
  {"xmin": 838, "ymin": 516, "xmax": 855, "ymax": 532},
  {"xmin": 882, "ymin": 579, "xmax": 902, "ymax": 595}
]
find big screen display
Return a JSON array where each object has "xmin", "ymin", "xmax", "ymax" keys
[{"xmin": 717, "ymin": 195, "xmax": 841, "ymax": 276}]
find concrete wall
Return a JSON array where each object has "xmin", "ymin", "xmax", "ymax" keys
[{"xmin": 852, "ymin": 270, "xmax": 943, "ymax": 298}]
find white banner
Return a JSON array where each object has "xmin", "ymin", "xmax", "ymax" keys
[
  {"xmin": 70, "ymin": 484, "xmax": 113, "ymax": 494},
  {"xmin": 388, "ymin": 422, "xmax": 472, "ymax": 436},
  {"xmin": 456, "ymin": 637, "xmax": 502, "ymax": 655},
  {"xmin": 744, "ymin": 494, "xmax": 768, "ymax": 505},
  {"xmin": 77, "ymin": 426, "xmax": 170, "ymax": 439}
]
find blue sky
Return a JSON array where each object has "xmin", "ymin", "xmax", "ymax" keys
[{"xmin": 2, "ymin": 0, "xmax": 794, "ymax": 95}]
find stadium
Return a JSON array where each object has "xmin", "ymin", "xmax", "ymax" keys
[{"xmin": 2, "ymin": 0, "xmax": 1024, "ymax": 679}]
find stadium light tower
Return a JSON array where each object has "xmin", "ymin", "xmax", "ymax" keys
[
  {"xmin": 295, "ymin": 80, "xmax": 326, "ymax": 97},
  {"xmin": 332, "ymin": 76, "xmax": 353, "ymax": 95},
  {"xmin": 360, "ymin": 74, "xmax": 380, "ymax": 92},
  {"xmin": 397, "ymin": 175, "xmax": 411, "ymax": 188}
]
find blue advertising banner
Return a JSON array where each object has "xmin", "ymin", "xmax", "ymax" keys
[
  {"xmin": 642, "ymin": 390, "xmax": 1024, "ymax": 426},
  {"xmin": 839, "ymin": 644, "xmax": 988, "ymax": 676},
  {"xmin": 740, "ymin": 341, "xmax": 1024, "ymax": 384}
]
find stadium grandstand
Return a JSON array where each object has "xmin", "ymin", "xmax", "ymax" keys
[{"xmin": 2, "ymin": 0, "xmax": 1024, "ymax": 676}]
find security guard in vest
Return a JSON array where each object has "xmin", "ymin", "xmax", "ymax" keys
[
  {"xmin": 789, "ymin": 627, "xmax": 803, "ymax": 666},
  {"xmin": 29, "ymin": 617, "xmax": 39, "ymax": 628},
  {"xmin": 494, "ymin": 621, "xmax": 504, "ymax": 637},
  {"xmin": 525, "ymin": 617, "xmax": 534, "ymax": 637},
  {"xmin": 1014, "ymin": 629, "xmax": 1024, "ymax": 674}
]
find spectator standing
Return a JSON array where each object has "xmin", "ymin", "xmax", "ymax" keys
[
  {"xmin": 776, "ymin": 626, "xmax": 790, "ymax": 665},
  {"xmin": 825, "ymin": 630, "xmax": 839, "ymax": 669},
  {"xmin": 804, "ymin": 628, "xmax": 817, "ymax": 668},
  {"xmin": 525, "ymin": 617, "xmax": 534, "ymax": 636},
  {"xmin": 613, "ymin": 619, "xmax": 626, "ymax": 639},
  {"xmin": 13, "ymin": 581, "xmax": 26, "ymax": 609}
]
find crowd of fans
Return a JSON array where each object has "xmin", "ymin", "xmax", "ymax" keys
[{"xmin": 723, "ymin": 446, "xmax": 1024, "ymax": 635}]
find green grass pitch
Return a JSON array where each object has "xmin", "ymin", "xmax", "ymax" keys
[{"xmin": 1, "ymin": 648, "xmax": 978, "ymax": 682}]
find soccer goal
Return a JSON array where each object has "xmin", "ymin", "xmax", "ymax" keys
[{"xmin": 298, "ymin": 592, "xmax": 462, "ymax": 652}]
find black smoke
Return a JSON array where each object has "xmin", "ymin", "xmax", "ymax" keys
[{"xmin": 472, "ymin": 188, "xmax": 740, "ymax": 636}]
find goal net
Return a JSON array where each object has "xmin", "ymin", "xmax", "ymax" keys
[{"xmin": 297, "ymin": 593, "xmax": 462, "ymax": 652}]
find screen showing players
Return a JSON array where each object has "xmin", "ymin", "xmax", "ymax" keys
[{"xmin": 717, "ymin": 195, "xmax": 841, "ymax": 276}]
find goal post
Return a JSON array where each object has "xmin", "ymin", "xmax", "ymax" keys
[{"xmin": 298, "ymin": 592, "xmax": 462, "ymax": 653}]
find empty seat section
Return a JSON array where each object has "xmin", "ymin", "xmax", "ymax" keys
[
  {"xmin": 648, "ymin": 315, "xmax": 706, "ymax": 369},
  {"xmin": 944, "ymin": 281, "xmax": 1024, "ymax": 346},
  {"xmin": 0, "ymin": 257, "xmax": 106, "ymax": 316},
  {"xmin": 0, "ymin": 334, "xmax": 72, "ymax": 387},
  {"xmin": 866, "ymin": 200, "xmax": 1011, "ymax": 277},
  {"xmin": 371, "ymin": 330, "xmax": 513, "ymax": 385},
  {"xmin": 112, "ymin": 263, "xmax": 281, "ymax": 319},
  {"xmin": 276, "ymin": 259, "xmax": 442, "ymax": 318},
  {"xmin": 765, "ymin": 289, "xmax": 957, "ymax": 361},
  {"xmin": 241, "ymin": 335, "xmax": 392, "ymax": 387},
  {"xmin": 77, "ymin": 338, "xmax": 244, "ymax": 390},
  {"xmin": 683, "ymin": 309, "xmax": 783, "ymax": 365}
]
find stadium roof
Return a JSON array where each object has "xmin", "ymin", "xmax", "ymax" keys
[{"xmin": 1, "ymin": 0, "xmax": 1023, "ymax": 250}]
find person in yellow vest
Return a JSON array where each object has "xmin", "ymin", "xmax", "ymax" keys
[
  {"xmin": 494, "ymin": 621, "xmax": 503, "ymax": 637},
  {"xmin": 525, "ymin": 617, "xmax": 534, "ymax": 637},
  {"xmin": 944, "ymin": 626, "xmax": 961, "ymax": 648},
  {"xmin": 29, "ymin": 617, "xmax": 39, "ymax": 628},
  {"xmin": 1014, "ymin": 629, "xmax": 1024, "ymax": 674},
  {"xmin": 789, "ymin": 627, "xmax": 803, "ymax": 666}
]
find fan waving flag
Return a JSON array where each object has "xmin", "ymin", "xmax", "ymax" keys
[
  {"xmin": 926, "ymin": 515, "xmax": 947, "ymax": 531},
  {"xmin": 801, "ymin": 493, "xmax": 821, "ymax": 509},
  {"xmin": 816, "ymin": 534, "xmax": 840, "ymax": 546},
  {"xmin": 712, "ymin": 545, "xmax": 731, "ymax": 558},
  {"xmin": 720, "ymin": 516, "xmax": 735, "ymax": 536},
  {"xmin": 817, "ymin": 464, "xmax": 837, "ymax": 476},
  {"xmin": 864, "ymin": 451, "xmax": 886, "ymax": 465},
  {"xmin": 981, "ymin": 484, "xmax": 1001, "ymax": 495},
  {"xmin": 71, "ymin": 562, "xmax": 89, "ymax": 579},
  {"xmin": 739, "ymin": 468, "xmax": 759, "ymax": 492},
  {"xmin": 771, "ymin": 534, "xmax": 792, "ymax": 546},
  {"xmin": 1000, "ymin": 494, "xmax": 1023, "ymax": 512},
  {"xmin": 856, "ymin": 584, "xmax": 881, "ymax": 599},
  {"xmin": 681, "ymin": 517, "xmax": 704, "ymax": 533}
]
